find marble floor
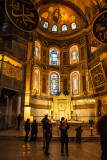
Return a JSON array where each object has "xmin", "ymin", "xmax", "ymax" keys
[
  {"xmin": 0, "ymin": 140, "xmax": 101, "ymax": 160},
  {"xmin": 0, "ymin": 124, "xmax": 99, "ymax": 138}
]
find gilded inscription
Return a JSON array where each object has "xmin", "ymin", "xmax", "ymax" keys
[
  {"xmin": 90, "ymin": 63, "xmax": 106, "ymax": 88},
  {"xmin": 5, "ymin": 0, "xmax": 39, "ymax": 32},
  {"xmin": 93, "ymin": 11, "xmax": 107, "ymax": 43},
  {"xmin": 2, "ymin": 62, "xmax": 22, "ymax": 81}
]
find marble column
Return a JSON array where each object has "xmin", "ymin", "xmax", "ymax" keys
[
  {"xmin": 6, "ymin": 96, "xmax": 9, "ymax": 115},
  {"xmin": 8, "ymin": 98, "xmax": 12, "ymax": 127},
  {"xmin": 17, "ymin": 94, "xmax": 21, "ymax": 115}
]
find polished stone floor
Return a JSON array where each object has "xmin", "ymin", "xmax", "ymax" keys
[
  {"xmin": 0, "ymin": 140, "xmax": 101, "ymax": 160},
  {"xmin": 0, "ymin": 123, "xmax": 99, "ymax": 138}
]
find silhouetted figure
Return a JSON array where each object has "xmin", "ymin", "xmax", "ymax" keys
[
  {"xmin": 17, "ymin": 114, "xmax": 21, "ymax": 130},
  {"xmin": 41, "ymin": 114, "xmax": 49, "ymax": 148},
  {"xmin": 45, "ymin": 120, "xmax": 52, "ymax": 156},
  {"xmin": 75, "ymin": 125, "xmax": 83, "ymax": 143},
  {"xmin": 97, "ymin": 115, "xmax": 107, "ymax": 160},
  {"xmin": 30, "ymin": 120, "xmax": 38, "ymax": 142},
  {"xmin": 24, "ymin": 118, "xmax": 30, "ymax": 142},
  {"xmin": 60, "ymin": 117, "xmax": 65, "ymax": 124},
  {"xmin": 59, "ymin": 119, "xmax": 70, "ymax": 156}
]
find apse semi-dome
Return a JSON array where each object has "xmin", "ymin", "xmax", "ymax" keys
[{"xmin": 37, "ymin": 4, "xmax": 86, "ymax": 37}]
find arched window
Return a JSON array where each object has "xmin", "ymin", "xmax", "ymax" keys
[
  {"xmin": 50, "ymin": 48, "xmax": 59, "ymax": 65},
  {"xmin": 31, "ymin": 67, "xmax": 40, "ymax": 95},
  {"xmin": 35, "ymin": 47, "xmax": 38, "ymax": 56},
  {"xmin": 43, "ymin": 22, "xmax": 48, "ymax": 29},
  {"xmin": 71, "ymin": 22, "xmax": 76, "ymax": 30},
  {"xmin": 49, "ymin": 72, "xmax": 59, "ymax": 95},
  {"xmin": 34, "ymin": 41, "xmax": 41, "ymax": 60},
  {"xmin": 70, "ymin": 45, "xmax": 79, "ymax": 64},
  {"xmin": 62, "ymin": 25, "xmax": 67, "ymax": 31},
  {"xmin": 71, "ymin": 71, "xmax": 79, "ymax": 95},
  {"xmin": 35, "ymin": 75, "xmax": 37, "ymax": 87},
  {"xmin": 52, "ymin": 25, "xmax": 57, "ymax": 32}
]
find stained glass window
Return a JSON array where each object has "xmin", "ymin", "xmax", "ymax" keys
[
  {"xmin": 43, "ymin": 22, "xmax": 48, "ymax": 29},
  {"xmin": 71, "ymin": 22, "xmax": 76, "ymax": 30},
  {"xmin": 50, "ymin": 49, "xmax": 59, "ymax": 65},
  {"xmin": 70, "ymin": 45, "xmax": 79, "ymax": 64},
  {"xmin": 35, "ymin": 47, "xmax": 38, "ymax": 56},
  {"xmin": 35, "ymin": 75, "xmax": 37, "ymax": 87},
  {"xmin": 72, "ymin": 52, "xmax": 78, "ymax": 60},
  {"xmin": 62, "ymin": 25, "xmax": 67, "ymax": 31},
  {"xmin": 74, "ymin": 79, "xmax": 77, "ymax": 89},
  {"xmin": 34, "ymin": 41, "xmax": 41, "ymax": 60},
  {"xmin": 52, "ymin": 25, "xmax": 57, "ymax": 32},
  {"xmin": 50, "ymin": 72, "xmax": 59, "ymax": 95},
  {"xmin": 71, "ymin": 72, "xmax": 79, "ymax": 95},
  {"xmin": 32, "ymin": 68, "xmax": 40, "ymax": 95}
]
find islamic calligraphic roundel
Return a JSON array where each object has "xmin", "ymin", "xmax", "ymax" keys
[
  {"xmin": 93, "ymin": 11, "xmax": 107, "ymax": 43},
  {"xmin": 5, "ymin": 0, "xmax": 39, "ymax": 32}
]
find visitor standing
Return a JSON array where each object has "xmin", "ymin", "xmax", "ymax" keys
[
  {"xmin": 75, "ymin": 125, "xmax": 83, "ymax": 143},
  {"xmin": 45, "ymin": 119, "xmax": 52, "ymax": 156},
  {"xmin": 17, "ymin": 114, "xmax": 21, "ymax": 130},
  {"xmin": 59, "ymin": 119, "xmax": 70, "ymax": 156},
  {"xmin": 97, "ymin": 115, "xmax": 107, "ymax": 160},
  {"xmin": 24, "ymin": 118, "xmax": 30, "ymax": 142},
  {"xmin": 60, "ymin": 117, "xmax": 65, "ymax": 124},
  {"xmin": 41, "ymin": 114, "xmax": 49, "ymax": 148},
  {"xmin": 30, "ymin": 120, "xmax": 38, "ymax": 142}
]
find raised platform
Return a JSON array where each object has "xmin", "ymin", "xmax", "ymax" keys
[{"xmin": 0, "ymin": 122, "xmax": 99, "ymax": 141}]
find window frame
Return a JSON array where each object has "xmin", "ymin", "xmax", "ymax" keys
[
  {"xmin": 49, "ymin": 48, "xmax": 60, "ymax": 65},
  {"xmin": 52, "ymin": 25, "xmax": 58, "ymax": 32},
  {"xmin": 43, "ymin": 22, "xmax": 48, "ymax": 29},
  {"xmin": 71, "ymin": 22, "xmax": 77, "ymax": 30},
  {"xmin": 70, "ymin": 71, "xmax": 80, "ymax": 96},
  {"xmin": 49, "ymin": 72, "xmax": 60, "ymax": 95},
  {"xmin": 62, "ymin": 24, "xmax": 67, "ymax": 32},
  {"xmin": 34, "ymin": 40, "xmax": 41, "ymax": 60},
  {"xmin": 70, "ymin": 45, "xmax": 79, "ymax": 64}
]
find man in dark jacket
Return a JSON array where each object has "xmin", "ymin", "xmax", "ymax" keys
[
  {"xmin": 24, "ymin": 118, "xmax": 30, "ymax": 142},
  {"xmin": 41, "ymin": 114, "xmax": 49, "ymax": 148},
  {"xmin": 59, "ymin": 119, "xmax": 70, "ymax": 156},
  {"xmin": 30, "ymin": 120, "xmax": 38, "ymax": 142}
]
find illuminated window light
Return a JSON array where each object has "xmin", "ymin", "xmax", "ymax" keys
[
  {"xmin": 71, "ymin": 22, "xmax": 76, "ymax": 30},
  {"xmin": 62, "ymin": 25, "xmax": 67, "ymax": 31},
  {"xmin": 43, "ymin": 22, "xmax": 48, "ymax": 29},
  {"xmin": 52, "ymin": 25, "xmax": 57, "ymax": 32}
]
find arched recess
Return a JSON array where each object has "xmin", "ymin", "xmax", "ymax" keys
[
  {"xmin": 34, "ymin": 40, "xmax": 41, "ymax": 60},
  {"xmin": 36, "ymin": 0, "xmax": 88, "ymax": 26},
  {"xmin": 49, "ymin": 71, "xmax": 60, "ymax": 95},
  {"xmin": 49, "ymin": 47, "xmax": 60, "ymax": 65},
  {"xmin": 70, "ymin": 71, "xmax": 80, "ymax": 96},
  {"xmin": 31, "ymin": 67, "xmax": 40, "ymax": 95},
  {"xmin": 69, "ymin": 45, "xmax": 79, "ymax": 64}
]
